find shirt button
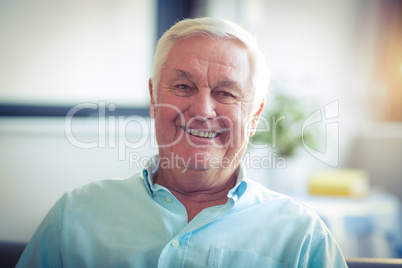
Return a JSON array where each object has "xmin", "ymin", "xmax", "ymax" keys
[
  {"xmin": 165, "ymin": 197, "xmax": 172, "ymax": 203},
  {"xmin": 171, "ymin": 239, "xmax": 179, "ymax": 248}
]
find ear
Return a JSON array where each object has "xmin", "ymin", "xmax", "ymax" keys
[
  {"xmin": 148, "ymin": 78, "xmax": 155, "ymax": 118},
  {"xmin": 249, "ymin": 99, "xmax": 265, "ymax": 137}
]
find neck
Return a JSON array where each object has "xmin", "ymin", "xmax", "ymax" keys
[{"xmin": 154, "ymin": 165, "xmax": 239, "ymax": 222}]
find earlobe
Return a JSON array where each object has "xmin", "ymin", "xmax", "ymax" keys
[{"xmin": 148, "ymin": 78, "xmax": 155, "ymax": 118}]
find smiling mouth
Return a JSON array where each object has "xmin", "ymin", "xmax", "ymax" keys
[{"xmin": 181, "ymin": 126, "xmax": 219, "ymax": 139}]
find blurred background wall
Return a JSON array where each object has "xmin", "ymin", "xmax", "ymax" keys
[{"xmin": 0, "ymin": 0, "xmax": 401, "ymax": 258}]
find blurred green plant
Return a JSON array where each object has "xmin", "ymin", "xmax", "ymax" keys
[{"xmin": 251, "ymin": 91, "xmax": 316, "ymax": 157}]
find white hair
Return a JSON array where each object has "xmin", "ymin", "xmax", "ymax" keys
[{"xmin": 150, "ymin": 17, "xmax": 270, "ymax": 112}]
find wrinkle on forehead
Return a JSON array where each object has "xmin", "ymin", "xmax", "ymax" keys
[{"xmin": 162, "ymin": 37, "xmax": 254, "ymax": 99}]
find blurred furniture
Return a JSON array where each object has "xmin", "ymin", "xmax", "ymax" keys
[
  {"xmin": 0, "ymin": 241, "xmax": 26, "ymax": 268},
  {"xmin": 348, "ymin": 123, "xmax": 402, "ymax": 205},
  {"xmin": 346, "ymin": 258, "xmax": 402, "ymax": 268},
  {"xmin": 299, "ymin": 191, "xmax": 402, "ymax": 258}
]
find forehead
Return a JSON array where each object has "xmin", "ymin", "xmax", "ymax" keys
[{"xmin": 163, "ymin": 36, "xmax": 252, "ymax": 84}]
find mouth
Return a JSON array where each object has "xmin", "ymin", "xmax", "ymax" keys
[{"xmin": 181, "ymin": 126, "xmax": 219, "ymax": 139}]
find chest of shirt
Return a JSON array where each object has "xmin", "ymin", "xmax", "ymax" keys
[{"xmin": 59, "ymin": 193, "xmax": 311, "ymax": 267}]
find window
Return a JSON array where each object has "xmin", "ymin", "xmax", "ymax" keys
[{"xmin": 0, "ymin": 0, "xmax": 156, "ymax": 115}]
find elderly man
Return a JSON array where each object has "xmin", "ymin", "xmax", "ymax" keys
[{"xmin": 17, "ymin": 18, "xmax": 347, "ymax": 267}]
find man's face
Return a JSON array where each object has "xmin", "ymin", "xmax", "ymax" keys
[{"xmin": 150, "ymin": 36, "xmax": 261, "ymax": 172}]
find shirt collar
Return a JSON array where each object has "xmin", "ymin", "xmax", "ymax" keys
[
  {"xmin": 227, "ymin": 164, "xmax": 248, "ymax": 202},
  {"xmin": 141, "ymin": 155, "xmax": 159, "ymax": 196},
  {"xmin": 141, "ymin": 154, "xmax": 248, "ymax": 200}
]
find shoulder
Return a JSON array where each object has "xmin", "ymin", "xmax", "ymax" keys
[
  {"xmin": 55, "ymin": 172, "xmax": 147, "ymax": 210},
  {"xmin": 242, "ymin": 179, "xmax": 308, "ymax": 208},
  {"xmin": 241, "ymin": 179, "xmax": 326, "ymax": 227},
  {"xmin": 233, "ymin": 180, "xmax": 346, "ymax": 265},
  {"xmin": 47, "ymin": 171, "xmax": 154, "ymax": 232},
  {"xmin": 241, "ymin": 180, "xmax": 339, "ymax": 248},
  {"xmin": 71, "ymin": 172, "xmax": 142, "ymax": 195}
]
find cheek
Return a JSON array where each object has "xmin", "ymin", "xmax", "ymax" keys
[
  {"xmin": 220, "ymin": 109, "xmax": 249, "ymax": 143},
  {"xmin": 156, "ymin": 92, "xmax": 188, "ymax": 118},
  {"xmin": 238, "ymin": 110, "xmax": 255, "ymax": 140},
  {"xmin": 154, "ymin": 101, "xmax": 186, "ymax": 124}
]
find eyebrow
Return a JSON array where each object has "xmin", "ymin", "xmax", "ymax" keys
[
  {"xmin": 216, "ymin": 79, "xmax": 240, "ymax": 89},
  {"xmin": 173, "ymin": 69, "xmax": 193, "ymax": 79},
  {"xmin": 172, "ymin": 69, "xmax": 241, "ymax": 91}
]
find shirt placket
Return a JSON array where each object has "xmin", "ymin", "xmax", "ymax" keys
[
  {"xmin": 157, "ymin": 231, "xmax": 192, "ymax": 268},
  {"xmin": 156, "ymin": 199, "xmax": 236, "ymax": 267}
]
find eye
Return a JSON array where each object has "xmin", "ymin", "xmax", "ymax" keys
[
  {"xmin": 177, "ymin": 84, "xmax": 190, "ymax": 91},
  {"xmin": 212, "ymin": 90, "xmax": 239, "ymax": 104},
  {"xmin": 169, "ymin": 83, "xmax": 195, "ymax": 97},
  {"xmin": 218, "ymin": 91, "xmax": 234, "ymax": 97}
]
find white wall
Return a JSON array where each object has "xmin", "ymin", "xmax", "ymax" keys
[
  {"xmin": 0, "ymin": 0, "xmax": 157, "ymax": 242},
  {"xmin": 0, "ymin": 0, "xmax": 155, "ymax": 107},
  {"xmin": 0, "ymin": 117, "xmax": 158, "ymax": 242}
]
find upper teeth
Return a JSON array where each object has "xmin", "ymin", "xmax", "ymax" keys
[{"xmin": 182, "ymin": 127, "xmax": 218, "ymax": 138}]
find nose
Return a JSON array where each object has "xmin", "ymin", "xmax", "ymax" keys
[{"xmin": 188, "ymin": 89, "xmax": 217, "ymax": 120}]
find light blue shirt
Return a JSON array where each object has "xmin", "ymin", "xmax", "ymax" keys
[{"xmin": 17, "ymin": 155, "xmax": 347, "ymax": 267}]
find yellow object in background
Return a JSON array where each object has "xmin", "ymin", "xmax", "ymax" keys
[{"xmin": 308, "ymin": 169, "xmax": 370, "ymax": 197}]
